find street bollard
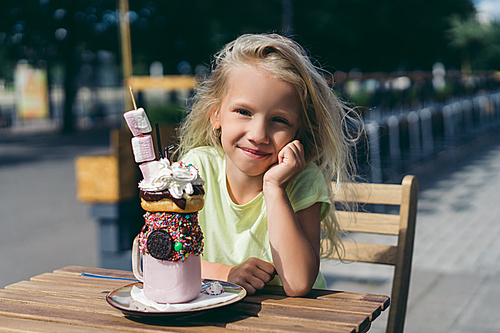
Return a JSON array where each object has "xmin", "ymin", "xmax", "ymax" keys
[
  {"xmin": 419, "ymin": 108, "xmax": 434, "ymax": 156},
  {"xmin": 408, "ymin": 111, "xmax": 420, "ymax": 160},
  {"xmin": 367, "ymin": 121, "xmax": 382, "ymax": 183},
  {"xmin": 442, "ymin": 105, "xmax": 455, "ymax": 146}
]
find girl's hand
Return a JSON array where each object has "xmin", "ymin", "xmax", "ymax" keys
[
  {"xmin": 263, "ymin": 140, "xmax": 306, "ymax": 189},
  {"xmin": 227, "ymin": 258, "xmax": 276, "ymax": 295}
]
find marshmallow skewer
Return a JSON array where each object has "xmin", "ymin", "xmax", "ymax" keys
[
  {"xmin": 129, "ymin": 86, "xmax": 137, "ymax": 110},
  {"xmin": 123, "ymin": 86, "xmax": 155, "ymax": 162}
]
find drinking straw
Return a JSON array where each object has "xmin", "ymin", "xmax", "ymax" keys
[
  {"xmin": 165, "ymin": 144, "xmax": 174, "ymax": 163},
  {"xmin": 155, "ymin": 123, "xmax": 163, "ymax": 159}
]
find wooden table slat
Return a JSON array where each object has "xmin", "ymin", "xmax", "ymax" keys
[
  {"xmin": 54, "ymin": 266, "xmax": 136, "ymax": 280},
  {"xmin": 0, "ymin": 315, "xmax": 122, "ymax": 333},
  {"xmin": 225, "ymin": 315, "xmax": 357, "ymax": 333},
  {"xmin": 243, "ymin": 293, "xmax": 382, "ymax": 320},
  {"xmin": 5, "ymin": 280, "xmax": 114, "ymax": 300},
  {"xmin": 167, "ymin": 310, "xmax": 358, "ymax": 333},
  {"xmin": 30, "ymin": 272, "xmax": 134, "ymax": 289},
  {"xmin": 0, "ymin": 289, "xmax": 119, "ymax": 316},
  {"xmin": 0, "ymin": 301, "xmax": 237, "ymax": 333},
  {"xmin": 261, "ymin": 286, "xmax": 391, "ymax": 310},
  {"xmin": 316, "ymin": 292, "xmax": 391, "ymax": 311},
  {"xmin": 230, "ymin": 302, "xmax": 370, "ymax": 333}
]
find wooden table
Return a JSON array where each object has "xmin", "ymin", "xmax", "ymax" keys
[{"xmin": 0, "ymin": 266, "xmax": 389, "ymax": 332}]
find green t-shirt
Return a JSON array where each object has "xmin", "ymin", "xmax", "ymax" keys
[{"xmin": 182, "ymin": 146, "xmax": 331, "ymax": 289}]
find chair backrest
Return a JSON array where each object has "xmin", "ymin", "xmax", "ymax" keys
[{"xmin": 329, "ymin": 175, "xmax": 418, "ymax": 333}]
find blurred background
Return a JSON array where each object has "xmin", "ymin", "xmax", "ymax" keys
[
  {"xmin": 1, "ymin": 0, "xmax": 500, "ymax": 134},
  {"xmin": 2, "ymin": 0, "xmax": 500, "ymax": 181},
  {"xmin": 1, "ymin": 1, "xmax": 500, "ymax": 332}
]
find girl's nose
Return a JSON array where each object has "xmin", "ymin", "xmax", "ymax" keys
[{"xmin": 248, "ymin": 121, "xmax": 269, "ymax": 144}]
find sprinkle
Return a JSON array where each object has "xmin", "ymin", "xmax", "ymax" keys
[{"xmin": 138, "ymin": 212, "xmax": 204, "ymax": 262}]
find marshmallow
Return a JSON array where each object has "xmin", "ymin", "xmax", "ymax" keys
[
  {"xmin": 139, "ymin": 160, "xmax": 164, "ymax": 184},
  {"xmin": 124, "ymin": 108, "xmax": 152, "ymax": 136},
  {"xmin": 205, "ymin": 281, "xmax": 224, "ymax": 295},
  {"xmin": 132, "ymin": 135, "xmax": 156, "ymax": 163}
]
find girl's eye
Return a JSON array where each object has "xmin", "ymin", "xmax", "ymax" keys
[
  {"xmin": 236, "ymin": 109, "xmax": 251, "ymax": 116},
  {"xmin": 273, "ymin": 117, "xmax": 290, "ymax": 125}
]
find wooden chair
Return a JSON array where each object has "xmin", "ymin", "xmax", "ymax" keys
[{"xmin": 328, "ymin": 175, "xmax": 418, "ymax": 333}]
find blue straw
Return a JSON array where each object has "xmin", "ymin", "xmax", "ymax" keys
[{"xmin": 81, "ymin": 273, "xmax": 139, "ymax": 282}]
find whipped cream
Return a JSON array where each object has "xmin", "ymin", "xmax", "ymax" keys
[{"xmin": 139, "ymin": 158, "xmax": 204, "ymax": 199}]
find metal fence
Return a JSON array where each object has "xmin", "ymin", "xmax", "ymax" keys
[{"xmin": 364, "ymin": 91, "xmax": 500, "ymax": 183}]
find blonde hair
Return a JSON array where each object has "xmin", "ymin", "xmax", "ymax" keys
[{"xmin": 177, "ymin": 33, "xmax": 360, "ymax": 259}]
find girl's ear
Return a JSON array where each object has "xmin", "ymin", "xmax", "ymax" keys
[{"xmin": 210, "ymin": 108, "xmax": 220, "ymax": 129}]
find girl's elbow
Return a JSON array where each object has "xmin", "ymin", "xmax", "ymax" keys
[{"xmin": 283, "ymin": 280, "xmax": 314, "ymax": 297}]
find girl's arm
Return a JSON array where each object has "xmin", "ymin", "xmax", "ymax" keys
[
  {"xmin": 263, "ymin": 140, "xmax": 321, "ymax": 296},
  {"xmin": 201, "ymin": 260, "xmax": 232, "ymax": 281},
  {"xmin": 265, "ymin": 189, "xmax": 321, "ymax": 296}
]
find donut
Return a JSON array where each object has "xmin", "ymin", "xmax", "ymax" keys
[{"xmin": 140, "ymin": 196, "xmax": 205, "ymax": 213}]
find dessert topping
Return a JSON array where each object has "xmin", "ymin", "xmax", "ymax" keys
[{"xmin": 139, "ymin": 158, "xmax": 205, "ymax": 199}]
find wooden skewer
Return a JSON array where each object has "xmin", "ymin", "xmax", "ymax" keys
[{"xmin": 129, "ymin": 86, "xmax": 137, "ymax": 110}]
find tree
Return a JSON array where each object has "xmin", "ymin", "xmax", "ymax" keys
[
  {"xmin": 468, "ymin": 20, "xmax": 500, "ymax": 70},
  {"xmin": 447, "ymin": 14, "xmax": 487, "ymax": 73}
]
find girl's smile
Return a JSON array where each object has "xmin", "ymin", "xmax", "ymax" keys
[
  {"xmin": 211, "ymin": 64, "xmax": 301, "ymax": 182},
  {"xmin": 239, "ymin": 146, "xmax": 272, "ymax": 159}
]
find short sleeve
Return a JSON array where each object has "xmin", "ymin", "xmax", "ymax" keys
[{"xmin": 286, "ymin": 163, "xmax": 331, "ymax": 221}]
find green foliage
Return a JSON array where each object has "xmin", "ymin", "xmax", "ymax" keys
[
  {"xmin": 473, "ymin": 21, "xmax": 500, "ymax": 70},
  {"xmin": 349, "ymin": 90, "xmax": 371, "ymax": 107},
  {"xmin": 447, "ymin": 14, "xmax": 487, "ymax": 48}
]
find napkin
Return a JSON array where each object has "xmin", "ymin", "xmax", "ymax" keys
[{"xmin": 130, "ymin": 285, "xmax": 239, "ymax": 312}]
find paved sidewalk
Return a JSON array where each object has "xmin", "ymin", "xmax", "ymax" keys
[
  {"xmin": 0, "ymin": 126, "xmax": 110, "ymax": 288},
  {"xmin": 321, "ymin": 130, "xmax": 500, "ymax": 333}
]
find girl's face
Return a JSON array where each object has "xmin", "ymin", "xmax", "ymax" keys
[{"xmin": 211, "ymin": 65, "xmax": 301, "ymax": 180}]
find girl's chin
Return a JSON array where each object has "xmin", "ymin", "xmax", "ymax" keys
[
  {"xmin": 234, "ymin": 163, "xmax": 271, "ymax": 178},
  {"xmin": 239, "ymin": 168, "xmax": 268, "ymax": 178},
  {"xmin": 227, "ymin": 152, "xmax": 275, "ymax": 178}
]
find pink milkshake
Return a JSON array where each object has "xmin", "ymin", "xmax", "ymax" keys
[{"xmin": 124, "ymin": 107, "xmax": 205, "ymax": 305}]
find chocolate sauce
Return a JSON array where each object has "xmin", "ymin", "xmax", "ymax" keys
[{"xmin": 140, "ymin": 185, "xmax": 205, "ymax": 210}]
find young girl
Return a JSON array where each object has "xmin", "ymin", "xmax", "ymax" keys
[{"xmin": 177, "ymin": 33, "xmax": 357, "ymax": 296}]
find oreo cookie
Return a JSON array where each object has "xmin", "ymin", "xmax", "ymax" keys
[{"xmin": 146, "ymin": 229, "xmax": 173, "ymax": 260}]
